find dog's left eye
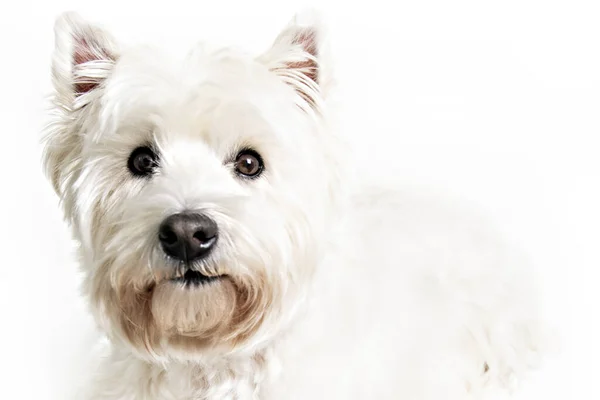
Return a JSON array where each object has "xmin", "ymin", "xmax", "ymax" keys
[
  {"xmin": 128, "ymin": 146, "xmax": 159, "ymax": 177},
  {"xmin": 234, "ymin": 150, "xmax": 264, "ymax": 178}
]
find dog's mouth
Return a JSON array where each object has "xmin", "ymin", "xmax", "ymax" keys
[{"xmin": 170, "ymin": 269, "xmax": 224, "ymax": 287}]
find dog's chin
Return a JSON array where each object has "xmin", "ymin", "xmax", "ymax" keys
[
  {"xmin": 150, "ymin": 270, "xmax": 238, "ymax": 338},
  {"xmin": 108, "ymin": 259, "xmax": 270, "ymax": 357}
]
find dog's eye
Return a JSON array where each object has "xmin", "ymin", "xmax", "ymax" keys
[
  {"xmin": 234, "ymin": 150, "xmax": 264, "ymax": 178},
  {"xmin": 128, "ymin": 146, "xmax": 159, "ymax": 177}
]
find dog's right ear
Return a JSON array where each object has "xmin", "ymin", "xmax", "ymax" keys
[
  {"xmin": 44, "ymin": 13, "xmax": 118, "ymax": 200},
  {"xmin": 52, "ymin": 12, "xmax": 118, "ymax": 108}
]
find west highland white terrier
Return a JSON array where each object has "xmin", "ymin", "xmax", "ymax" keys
[{"xmin": 43, "ymin": 11, "xmax": 545, "ymax": 400}]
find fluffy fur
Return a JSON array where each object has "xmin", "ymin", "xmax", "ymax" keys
[{"xmin": 43, "ymin": 11, "xmax": 545, "ymax": 399}]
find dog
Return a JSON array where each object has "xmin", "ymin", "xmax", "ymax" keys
[{"xmin": 42, "ymin": 10, "xmax": 545, "ymax": 399}]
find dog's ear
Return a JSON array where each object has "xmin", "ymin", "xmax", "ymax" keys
[
  {"xmin": 52, "ymin": 12, "xmax": 118, "ymax": 108},
  {"xmin": 44, "ymin": 13, "xmax": 118, "ymax": 199},
  {"xmin": 259, "ymin": 11, "xmax": 331, "ymax": 111}
]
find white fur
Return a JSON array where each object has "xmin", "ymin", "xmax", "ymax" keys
[{"xmin": 43, "ymin": 11, "xmax": 545, "ymax": 400}]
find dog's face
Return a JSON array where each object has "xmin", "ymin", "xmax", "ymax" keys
[{"xmin": 44, "ymin": 12, "xmax": 341, "ymax": 360}]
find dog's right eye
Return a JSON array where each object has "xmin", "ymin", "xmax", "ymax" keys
[{"xmin": 128, "ymin": 146, "xmax": 159, "ymax": 177}]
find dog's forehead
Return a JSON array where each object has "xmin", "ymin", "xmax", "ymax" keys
[{"xmin": 106, "ymin": 44, "xmax": 286, "ymax": 111}]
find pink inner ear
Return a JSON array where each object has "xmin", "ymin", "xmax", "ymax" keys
[
  {"xmin": 73, "ymin": 37, "xmax": 111, "ymax": 95},
  {"xmin": 288, "ymin": 30, "xmax": 318, "ymax": 83}
]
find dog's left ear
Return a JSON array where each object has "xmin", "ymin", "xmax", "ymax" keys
[
  {"xmin": 259, "ymin": 11, "xmax": 330, "ymax": 111},
  {"xmin": 51, "ymin": 12, "xmax": 118, "ymax": 108}
]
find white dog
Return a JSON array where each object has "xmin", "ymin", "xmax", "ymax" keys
[{"xmin": 43, "ymin": 11, "xmax": 545, "ymax": 399}]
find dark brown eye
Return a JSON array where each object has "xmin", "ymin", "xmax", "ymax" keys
[
  {"xmin": 128, "ymin": 146, "xmax": 159, "ymax": 177},
  {"xmin": 234, "ymin": 150, "xmax": 264, "ymax": 178}
]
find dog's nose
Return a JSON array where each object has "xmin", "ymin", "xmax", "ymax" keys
[{"xmin": 158, "ymin": 213, "xmax": 218, "ymax": 262}]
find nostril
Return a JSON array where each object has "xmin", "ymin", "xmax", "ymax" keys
[
  {"xmin": 193, "ymin": 230, "xmax": 215, "ymax": 243},
  {"xmin": 159, "ymin": 227, "xmax": 178, "ymax": 245}
]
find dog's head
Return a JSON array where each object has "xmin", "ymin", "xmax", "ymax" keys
[{"xmin": 43, "ymin": 12, "xmax": 342, "ymax": 361}]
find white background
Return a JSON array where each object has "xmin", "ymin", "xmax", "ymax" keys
[{"xmin": 1, "ymin": 0, "xmax": 598, "ymax": 398}]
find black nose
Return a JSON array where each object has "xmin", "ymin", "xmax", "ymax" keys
[{"xmin": 158, "ymin": 213, "xmax": 218, "ymax": 262}]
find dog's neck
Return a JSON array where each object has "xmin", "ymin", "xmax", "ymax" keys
[
  {"xmin": 164, "ymin": 352, "xmax": 271, "ymax": 399},
  {"xmin": 92, "ymin": 344, "xmax": 276, "ymax": 399}
]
